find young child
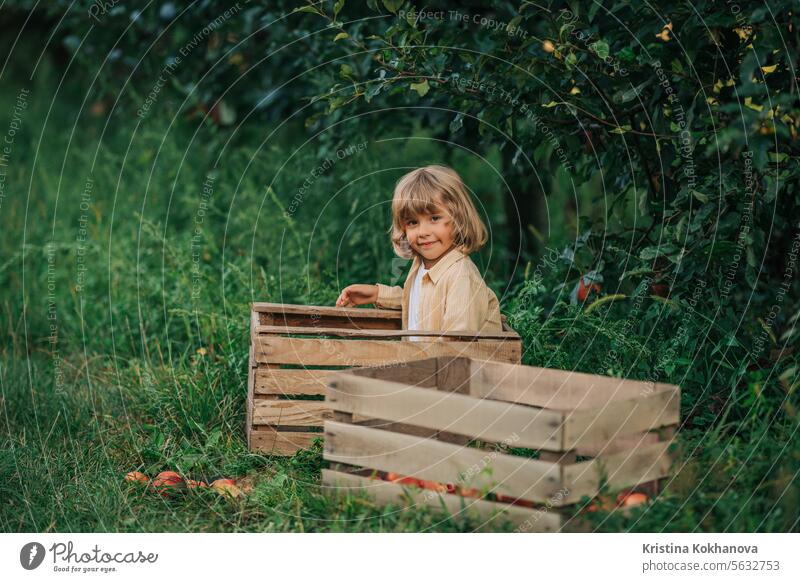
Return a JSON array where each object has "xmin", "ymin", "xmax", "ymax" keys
[{"xmin": 335, "ymin": 165, "xmax": 502, "ymax": 335}]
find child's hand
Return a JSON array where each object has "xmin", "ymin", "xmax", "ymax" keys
[{"xmin": 336, "ymin": 284, "xmax": 379, "ymax": 307}]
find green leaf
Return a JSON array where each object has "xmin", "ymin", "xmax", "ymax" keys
[
  {"xmin": 382, "ymin": 0, "xmax": 404, "ymax": 13},
  {"xmin": 410, "ymin": 80, "xmax": 430, "ymax": 97},
  {"xmin": 293, "ymin": 5, "xmax": 322, "ymax": 15},
  {"xmin": 565, "ymin": 52, "xmax": 578, "ymax": 68},
  {"xmin": 591, "ymin": 40, "xmax": 609, "ymax": 59},
  {"xmin": 640, "ymin": 247, "xmax": 660, "ymax": 261},
  {"xmin": 588, "ymin": 3, "xmax": 602, "ymax": 22},
  {"xmin": 691, "ymin": 189, "xmax": 709, "ymax": 203},
  {"xmin": 617, "ymin": 80, "xmax": 651, "ymax": 104},
  {"xmin": 333, "ymin": 0, "xmax": 346, "ymax": 19},
  {"xmin": 617, "ymin": 47, "xmax": 635, "ymax": 62},
  {"xmin": 333, "ymin": 32, "xmax": 349, "ymax": 42}
]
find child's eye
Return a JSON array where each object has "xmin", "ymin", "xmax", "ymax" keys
[
  {"xmin": 431, "ymin": 215, "xmax": 441, "ymax": 222},
  {"xmin": 406, "ymin": 219, "xmax": 417, "ymax": 227}
]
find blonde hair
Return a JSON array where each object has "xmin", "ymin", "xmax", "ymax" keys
[{"xmin": 390, "ymin": 165, "xmax": 488, "ymax": 259}]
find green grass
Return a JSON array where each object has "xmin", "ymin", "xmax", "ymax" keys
[{"xmin": 1, "ymin": 51, "xmax": 798, "ymax": 533}]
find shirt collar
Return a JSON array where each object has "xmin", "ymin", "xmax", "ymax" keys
[{"xmin": 411, "ymin": 247, "xmax": 466, "ymax": 284}]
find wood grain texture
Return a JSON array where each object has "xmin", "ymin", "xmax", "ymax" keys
[
  {"xmin": 327, "ymin": 373, "xmax": 564, "ymax": 450},
  {"xmin": 253, "ymin": 399, "xmax": 332, "ymax": 426},
  {"xmin": 323, "ymin": 421, "xmax": 561, "ymax": 503},
  {"xmin": 265, "ymin": 314, "xmax": 403, "ymax": 330},
  {"xmin": 253, "ymin": 302, "xmax": 402, "ymax": 319},
  {"xmin": 255, "ymin": 325, "xmax": 518, "ymax": 340},
  {"xmin": 250, "ymin": 427, "xmax": 321, "ymax": 456},
  {"xmin": 563, "ymin": 387, "xmax": 680, "ymax": 449},
  {"xmin": 246, "ymin": 309, "xmax": 259, "ymax": 449},
  {"xmin": 469, "ymin": 359, "xmax": 679, "ymax": 411},
  {"xmin": 255, "ymin": 368, "xmax": 332, "ymax": 396},
  {"xmin": 321, "ymin": 469, "xmax": 561, "ymax": 532},
  {"xmin": 573, "ymin": 429, "xmax": 662, "ymax": 458},
  {"xmin": 561, "ymin": 440, "xmax": 674, "ymax": 503},
  {"xmin": 435, "ymin": 356, "xmax": 472, "ymax": 394},
  {"xmin": 255, "ymin": 336, "xmax": 521, "ymax": 366},
  {"xmin": 246, "ymin": 364, "xmax": 254, "ymax": 449},
  {"xmin": 350, "ymin": 357, "xmax": 438, "ymax": 387}
]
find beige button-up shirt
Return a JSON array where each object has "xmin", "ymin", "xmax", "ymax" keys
[{"xmin": 375, "ymin": 249, "xmax": 502, "ymax": 333}]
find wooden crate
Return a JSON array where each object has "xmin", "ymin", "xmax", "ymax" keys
[
  {"xmin": 322, "ymin": 357, "xmax": 680, "ymax": 532},
  {"xmin": 248, "ymin": 303, "xmax": 522, "ymax": 456}
]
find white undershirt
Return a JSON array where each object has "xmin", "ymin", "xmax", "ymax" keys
[{"xmin": 407, "ymin": 265, "xmax": 429, "ymax": 340}]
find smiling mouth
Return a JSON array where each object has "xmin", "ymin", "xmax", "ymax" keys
[{"xmin": 418, "ymin": 241, "xmax": 437, "ymax": 248}]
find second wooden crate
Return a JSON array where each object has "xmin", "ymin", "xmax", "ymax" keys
[
  {"xmin": 248, "ymin": 303, "xmax": 522, "ymax": 455},
  {"xmin": 322, "ymin": 356, "xmax": 680, "ymax": 531}
]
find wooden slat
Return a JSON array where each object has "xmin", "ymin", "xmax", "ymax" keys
[
  {"xmin": 323, "ymin": 421, "xmax": 561, "ymax": 503},
  {"xmin": 322, "ymin": 469, "xmax": 560, "ymax": 532},
  {"xmin": 254, "ymin": 360, "xmax": 444, "ymax": 396},
  {"xmin": 255, "ymin": 368, "xmax": 331, "ymax": 396},
  {"xmin": 563, "ymin": 386, "xmax": 680, "ymax": 449},
  {"xmin": 469, "ymin": 359, "xmax": 679, "ymax": 410},
  {"xmin": 253, "ymin": 302, "xmax": 402, "ymax": 330},
  {"xmin": 255, "ymin": 337, "xmax": 521, "ymax": 366},
  {"xmin": 539, "ymin": 450, "xmax": 577, "ymax": 465},
  {"xmin": 350, "ymin": 357, "xmax": 438, "ymax": 387},
  {"xmin": 251, "ymin": 427, "xmax": 320, "ymax": 456},
  {"xmin": 246, "ymin": 365, "xmax": 255, "ymax": 449},
  {"xmin": 253, "ymin": 302, "xmax": 401, "ymax": 320},
  {"xmin": 253, "ymin": 399, "xmax": 332, "ymax": 426},
  {"xmin": 327, "ymin": 373, "xmax": 564, "ymax": 451},
  {"xmin": 352, "ymin": 418, "xmax": 439, "ymax": 439},
  {"xmin": 574, "ymin": 429, "xmax": 662, "ymax": 458},
  {"xmin": 246, "ymin": 312, "xmax": 259, "ymax": 449},
  {"xmin": 435, "ymin": 357, "xmax": 472, "ymax": 394},
  {"xmin": 251, "ymin": 310, "xmax": 260, "ymax": 340},
  {"xmin": 266, "ymin": 314, "xmax": 403, "ymax": 330},
  {"xmin": 256, "ymin": 325, "xmax": 519, "ymax": 341},
  {"xmin": 561, "ymin": 440, "xmax": 674, "ymax": 503}
]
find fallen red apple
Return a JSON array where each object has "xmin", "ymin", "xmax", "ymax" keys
[
  {"xmin": 211, "ymin": 478, "xmax": 242, "ymax": 498},
  {"xmin": 124, "ymin": 471, "xmax": 149, "ymax": 484},
  {"xmin": 618, "ymin": 492, "xmax": 649, "ymax": 507},
  {"xmin": 585, "ymin": 495, "xmax": 615, "ymax": 513},
  {"xmin": 151, "ymin": 471, "xmax": 185, "ymax": 496},
  {"xmin": 156, "ymin": 471, "xmax": 182, "ymax": 481}
]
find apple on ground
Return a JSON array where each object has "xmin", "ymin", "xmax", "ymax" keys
[
  {"xmin": 211, "ymin": 478, "xmax": 242, "ymax": 498},
  {"xmin": 124, "ymin": 471, "xmax": 149, "ymax": 484},
  {"xmin": 150, "ymin": 471, "xmax": 185, "ymax": 496}
]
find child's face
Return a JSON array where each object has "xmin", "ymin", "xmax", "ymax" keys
[{"xmin": 403, "ymin": 205, "xmax": 455, "ymax": 264}]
